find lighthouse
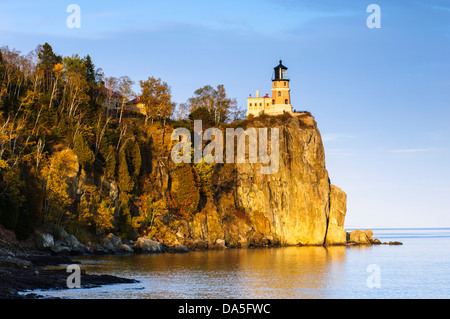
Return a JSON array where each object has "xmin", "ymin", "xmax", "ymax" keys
[{"xmin": 247, "ymin": 60, "xmax": 293, "ymax": 117}]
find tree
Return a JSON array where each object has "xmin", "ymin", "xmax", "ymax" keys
[
  {"xmin": 126, "ymin": 140, "xmax": 141, "ymax": 177},
  {"xmin": 61, "ymin": 57, "xmax": 90, "ymax": 118},
  {"xmin": 175, "ymin": 102, "xmax": 190, "ymax": 120},
  {"xmin": 103, "ymin": 76, "xmax": 118, "ymax": 107},
  {"xmin": 171, "ymin": 164, "xmax": 200, "ymax": 217},
  {"xmin": 194, "ymin": 158, "xmax": 214, "ymax": 198},
  {"xmin": 37, "ymin": 43, "xmax": 62, "ymax": 91},
  {"xmin": 73, "ymin": 133, "xmax": 94, "ymax": 171},
  {"xmin": 139, "ymin": 77, "xmax": 173, "ymax": 126},
  {"xmin": 38, "ymin": 43, "xmax": 61, "ymax": 71},
  {"xmin": 95, "ymin": 198, "xmax": 115, "ymax": 235},
  {"xmin": 117, "ymin": 75, "xmax": 135, "ymax": 125},
  {"xmin": 82, "ymin": 55, "xmax": 103, "ymax": 119},
  {"xmin": 78, "ymin": 185, "xmax": 114, "ymax": 235},
  {"xmin": 188, "ymin": 106, "xmax": 214, "ymax": 126},
  {"xmin": 83, "ymin": 55, "xmax": 96, "ymax": 84},
  {"xmin": 41, "ymin": 149, "xmax": 74, "ymax": 225},
  {"xmin": 117, "ymin": 146, "xmax": 134, "ymax": 237},
  {"xmin": 214, "ymin": 84, "xmax": 236, "ymax": 124},
  {"xmin": 188, "ymin": 84, "xmax": 236, "ymax": 124},
  {"xmin": 118, "ymin": 146, "xmax": 134, "ymax": 196},
  {"xmin": 48, "ymin": 63, "xmax": 63, "ymax": 109}
]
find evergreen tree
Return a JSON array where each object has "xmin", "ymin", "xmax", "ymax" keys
[
  {"xmin": 171, "ymin": 164, "xmax": 200, "ymax": 217},
  {"xmin": 117, "ymin": 147, "xmax": 134, "ymax": 237},
  {"xmin": 83, "ymin": 55, "xmax": 101, "ymax": 123},
  {"xmin": 83, "ymin": 55, "xmax": 96, "ymax": 84},
  {"xmin": 37, "ymin": 43, "xmax": 62, "ymax": 90},
  {"xmin": 73, "ymin": 133, "xmax": 95, "ymax": 171},
  {"xmin": 118, "ymin": 147, "xmax": 134, "ymax": 195},
  {"xmin": 38, "ymin": 43, "xmax": 62, "ymax": 69},
  {"xmin": 126, "ymin": 140, "xmax": 141, "ymax": 177}
]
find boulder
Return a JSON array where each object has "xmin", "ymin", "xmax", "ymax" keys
[
  {"xmin": 133, "ymin": 237, "xmax": 162, "ymax": 253},
  {"xmin": 92, "ymin": 244, "xmax": 109, "ymax": 255},
  {"xmin": 270, "ymin": 237, "xmax": 281, "ymax": 247},
  {"xmin": 119, "ymin": 244, "xmax": 133, "ymax": 253},
  {"xmin": 64, "ymin": 235, "xmax": 80, "ymax": 248},
  {"xmin": 262, "ymin": 236, "xmax": 272, "ymax": 246},
  {"xmin": 167, "ymin": 241, "xmax": 189, "ymax": 253},
  {"xmin": 239, "ymin": 240, "xmax": 250, "ymax": 249},
  {"xmin": 103, "ymin": 233, "xmax": 123, "ymax": 252},
  {"xmin": 50, "ymin": 245, "xmax": 71, "ymax": 255},
  {"xmin": 52, "ymin": 225, "xmax": 69, "ymax": 241},
  {"xmin": 347, "ymin": 230, "xmax": 371, "ymax": 245},
  {"xmin": 215, "ymin": 239, "xmax": 227, "ymax": 250},
  {"xmin": 36, "ymin": 233, "xmax": 54, "ymax": 250},
  {"xmin": 63, "ymin": 235, "xmax": 91, "ymax": 255},
  {"xmin": 373, "ymin": 238, "xmax": 382, "ymax": 245},
  {"xmin": 364, "ymin": 229, "xmax": 374, "ymax": 243},
  {"xmin": 186, "ymin": 239, "xmax": 208, "ymax": 251}
]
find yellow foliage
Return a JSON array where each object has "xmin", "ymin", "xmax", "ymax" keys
[
  {"xmin": 78, "ymin": 184, "xmax": 114, "ymax": 235},
  {"xmin": 40, "ymin": 149, "xmax": 75, "ymax": 224},
  {"xmin": 95, "ymin": 199, "xmax": 115, "ymax": 235},
  {"xmin": 0, "ymin": 158, "xmax": 9, "ymax": 170}
]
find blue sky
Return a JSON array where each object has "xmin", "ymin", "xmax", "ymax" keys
[{"xmin": 1, "ymin": 0, "xmax": 449, "ymax": 228}]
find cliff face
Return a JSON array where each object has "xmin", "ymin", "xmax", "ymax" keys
[
  {"xmin": 233, "ymin": 115, "xmax": 346, "ymax": 246},
  {"xmin": 325, "ymin": 185, "xmax": 347, "ymax": 245},
  {"xmin": 44, "ymin": 114, "xmax": 347, "ymax": 248},
  {"xmin": 186, "ymin": 114, "xmax": 347, "ymax": 247}
]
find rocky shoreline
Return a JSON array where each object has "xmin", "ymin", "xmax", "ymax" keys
[
  {"xmin": 0, "ymin": 226, "xmax": 402, "ymax": 299},
  {"xmin": 0, "ymin": 240, "xmax": 137, "ymax": 299}
]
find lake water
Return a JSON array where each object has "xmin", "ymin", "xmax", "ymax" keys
[{"xmin": 33, "ymin": 228, "xmax": 450, "ymax": 299}]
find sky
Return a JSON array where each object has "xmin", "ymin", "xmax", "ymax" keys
[{"xmin": 1, "ymin": 0, "xmax": 449, "ymax": 228}]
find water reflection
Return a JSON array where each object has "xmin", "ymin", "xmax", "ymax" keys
[
  {"xmin": 29, "ymin": 229, "xmax": 450, "ymax": 299},
  {"xmin": 69, "ymin": 246, "xmax": 348, "ymax": 299}
]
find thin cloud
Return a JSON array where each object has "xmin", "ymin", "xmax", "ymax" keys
[
  {"xmin": 431, "ymin": 5, "xmax": 450, "ymax": 12},
  {"xmin": 390, "ymin": 148, "xmax": 438, "ymax": 153},
  {"xmin": 322, "ymin": 133, "xmax": 357, "ymax": 142},
  {"xmin": 325, "ymin": 148, "xmax": 355, "ymax": 157}
]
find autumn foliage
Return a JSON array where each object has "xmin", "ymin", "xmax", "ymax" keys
[{"xmin": 0, "ymin": 43, "xmax": 245, "ymax": 243}]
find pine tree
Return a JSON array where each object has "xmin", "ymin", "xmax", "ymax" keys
[
  {"xmin": 83, "ymin": 55, "xmax": 96, "ymax": 84},
  {"xmin": 73, "ymin": 133, "xmax": 95, "ymax": 171},
  {"xmin": 118, "ymin": 147, "xmax": 134, "ymax": 195},
  {"xmin": 117, "ymin": 147, "xmax": 134, "ymax": 237},
  {"xmin": 37, "ymin": 43, "xmax": 62, "ymax": 91},
  {"xmin": 171, "ymin": 164, "xmax": 200, "ymax": 217},
  {"xmin": 126, "ymin": 140, "xmax": 141, "ymax": 177}
]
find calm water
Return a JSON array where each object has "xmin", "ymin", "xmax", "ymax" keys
[{"xmin": 32, "ymin": 228, "xmax": 450, "ymax": 299}]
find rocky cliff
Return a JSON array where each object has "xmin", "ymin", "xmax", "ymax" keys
[
  {"xmin": 234, "ymin": 114, "xmax": 347, "ymax": 246},
  {"xmin": 185, "ymin": 113, "xmax": 347, "ymax": 247},
  {"xmin": 20, "ymin": 113, "xmax": 348, "ymax": 250}
]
